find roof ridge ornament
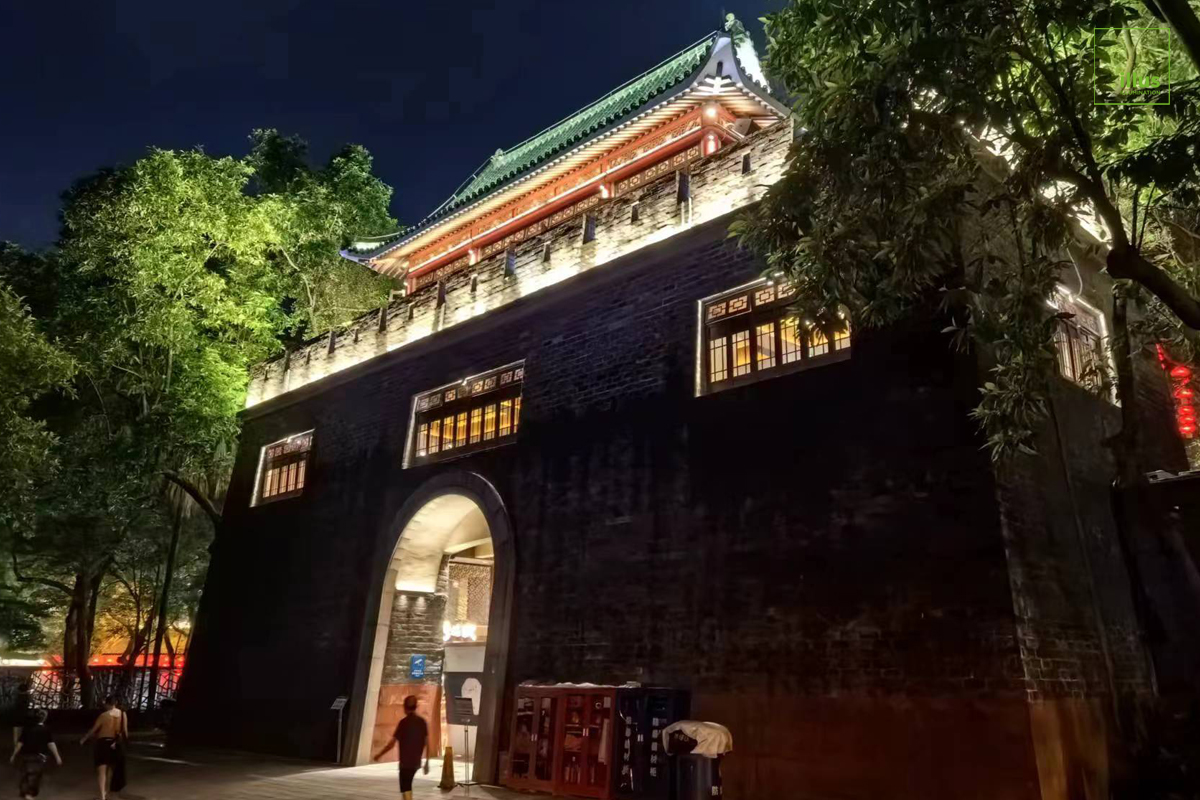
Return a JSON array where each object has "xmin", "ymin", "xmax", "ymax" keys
[{"xmin": 724, "ymin": 13, "xmax": 748, "ymax": 43}]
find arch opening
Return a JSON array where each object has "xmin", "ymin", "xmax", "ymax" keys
[{"xmin": 355, "ymin": 487, "xmax": 509, "ymax": 781}]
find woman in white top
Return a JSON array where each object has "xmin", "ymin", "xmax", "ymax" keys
[{"xmin": 80, "ymin": 696, "xmax": 128, "ymax": 800}]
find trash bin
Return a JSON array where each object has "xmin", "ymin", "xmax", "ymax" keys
[{"xmin": 662, "ymin": 721, "xmax": 732, "ymax": 799}]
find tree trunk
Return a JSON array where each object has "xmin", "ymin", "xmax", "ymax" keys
[
  {"xmin": 61, "ymin": 579, "xmax": 84, "ymax": 708},
  {"xmin": 59, "ymin": 564, "xmax": 107, "ymax": 709},
  {"xmin": 1147, "ymin": 0, "xmax": 1200, "ymax": 75},
  {"xmin": 147, "ymin": 501, "xmax": 184, "ymax": 712}
]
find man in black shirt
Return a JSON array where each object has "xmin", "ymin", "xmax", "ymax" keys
[
  {"xmin": 373, "ymin": 695, "xmax": 430, "ymax": 800},
  {"xmin": 8, "ymin": 709, "xmax": 61, "ymax": 800}
]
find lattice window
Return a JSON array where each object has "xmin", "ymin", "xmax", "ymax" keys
[
  {"xmin": 448, "ymin": 560, "xmax": 493, "ymax": 627},
  {"xmin": 408, "ymin": 362, "xmax": 524, "ymax": 466},
  {"xmin": 254, "ymin": 431, "xmax": 313, "ymax": 505},
  {"xmin": 1053, "ymin": 293, "xmax": 1107, "ymax": 390},
  {"xmin": 699, "ymin": 282, "xmax": 851, "ymax": 395}
]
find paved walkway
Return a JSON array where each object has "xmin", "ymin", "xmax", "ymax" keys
[{"xmin": 10, "ymin": 741, "xmax": 530, "ymax": 800}]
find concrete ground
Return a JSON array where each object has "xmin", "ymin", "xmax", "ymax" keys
[{"xmin": 7, "ymin": 739, "xmax": 527, "ymax": 800}]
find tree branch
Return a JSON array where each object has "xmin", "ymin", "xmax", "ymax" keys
[
  {"xmin": 163, "ymin": 470, "xmax": 222, "ymax": 528},
  {"xmin": 10, "ymin": 553, "xmax": 73, "ymax": 595},
  {"xmin": 1147, "ymin": 0, "xmax": 1200, "ymax": 74},
  {"xmin": 1108, "ymin": 244, "xmax": 1200, "ymax": 328}
]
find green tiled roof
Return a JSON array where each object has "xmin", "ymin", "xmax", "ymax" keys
[
  {"xmin": 341, "ymin": 29, "xmax": 737, "ymax": 265},
  {"xmin": 430, "ymin": 32, "xmax": 717, "ymax": 221}
]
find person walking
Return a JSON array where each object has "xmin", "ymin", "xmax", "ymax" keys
[
  {"xmin": 6, "ymin": 682, "xmax": 31, "ymax": 748},
  {"xmin": 8, "ymin": 709, "xmax": 61, "ymax": 800},
  {"xmin": 80, "ymin": 696, "xmax": 128, "ymax": 800},
  {"xmin": 373, "ymin": 695, "xmax": 430, "ymax": 800}
]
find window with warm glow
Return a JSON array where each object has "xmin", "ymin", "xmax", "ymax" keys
[
  {"xmin": 409, "ymin": 362, "xmax": 524, "ymax": 466},
  {"xmin": 254, "ymin": 431, "xmax": 313, "ymax": 505},
  {"xmin": 1052, "ymin": 292, "xmax": 1108, "ymax": 391},
  {"xmin": 699, "ymin": 282, "xmax": 850, "ymax": 394}
]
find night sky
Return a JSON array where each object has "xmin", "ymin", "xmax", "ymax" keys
[{"xmin": 1, "ymin": 0, "xmax": 781, "ymax": 249}]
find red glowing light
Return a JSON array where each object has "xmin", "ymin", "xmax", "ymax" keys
[
  {"xmin": 1180, "ymin": 424, "xmax": 1197, "ymax": 437},
  {"xmin": 1170, "ymin": 365, "xmax": 1192, "ymax": 380},
  {"xmin": 1177, "ymin": 387, "xmax": 1196, "ymax": 400}
]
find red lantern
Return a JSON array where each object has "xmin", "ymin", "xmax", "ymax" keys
[
  {"xmin": 1179, "ymin": 405, "xmax": 1197, "ymax": 418},
  {"xmin": 1177, "ymin": 387, "xmax": 1196, "ymax": 400},
  {"xmin": 1170, "ymin": 365, "xmax": 1192, "ymax": 380},
  {"xmin": 1180, "ymin": 423, "xmax": 1197, "ymax": 437}
]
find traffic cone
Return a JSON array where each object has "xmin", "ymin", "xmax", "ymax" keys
[{"xmin": 439, "ymin": 745, "xmax": 457, "ymax": 789}]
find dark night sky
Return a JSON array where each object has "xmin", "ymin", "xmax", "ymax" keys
[{"xmin": 1, "ymin": 0, "xmax": 781, "ymax": 248}]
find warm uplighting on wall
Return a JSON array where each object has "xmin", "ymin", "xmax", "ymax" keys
[{"xmin": 443, "ymin": 621, "xmax": 478, "ymax": 642}]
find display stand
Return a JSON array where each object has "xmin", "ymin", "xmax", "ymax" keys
[{"xmin": 453, "ymin": 696, "xmax": 479, "ymax": 791}]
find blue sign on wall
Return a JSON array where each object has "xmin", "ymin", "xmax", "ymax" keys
[{"xmin": 409, "ymin": 654, "xmax": 426, "ymax": 679}]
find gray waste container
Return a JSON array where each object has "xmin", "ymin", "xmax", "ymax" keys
[
  {"xmin": 675, "ymin": 752, "xmax": 723, "ymax": 799},
  {"xmin": 662, "ymin": 721, "xmax": 732, "ymax": 799}
]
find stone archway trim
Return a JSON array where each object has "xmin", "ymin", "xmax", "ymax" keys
[{"xmin": 343, "ymin": 471, "xmax": 515, "ymax": 785}]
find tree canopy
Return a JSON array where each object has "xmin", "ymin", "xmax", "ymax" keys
[
  {"xmin": 0, "ymin": 131, "xmax": 397, "ymax": 694},
  {"xmin": 735, "ymin": 0, "xmax": 1200, "ymax": 460}
]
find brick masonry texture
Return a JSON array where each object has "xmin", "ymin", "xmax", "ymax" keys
[{"xmin": 175, "ymin": 146, "xmax": 1182, "ymax": 799}]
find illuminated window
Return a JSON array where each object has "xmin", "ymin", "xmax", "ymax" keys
[
  {"xmin": 499, "ymin": 399, "xmax": 512, "ymax": 437},
  {"xmin": 709, "ymin": 337, "xmax": 728, "ymax": 383},
  {"xmin": 781, "ymin": 317, "xmax": 802, "ymax": 364},
  {"xmin": 833, "ymin": 318, "xmax": 851, "ymax": 351},
  {"xmin": 699, "ymin": 283, "xmax": 850, "ymax": 395},
  {"xmin": 408, "ymin": 362, "xmax": 524, "ymax": 466},
  {"xmin": 254, "ymin": 431, "xmax": 313, "ymax": 505},
  {"xmin": 756, "ymin": 323, "xmax": 776, "ymax": 370},
  {"xmin": 484, "ymin": 404, "xmax": 497, "ymax": 440},
  {"xmin": 1053, "ymin": 293, "xmax": 1107, "ymax": 390},
  {"xmin": 731, "ymin": 331, "xmax": 752, "ymax": 377},
  {"xmin": 809, "ymin": 328, "xmax": 829, "ymax": 357},
  {"xmin": 469, "ymin": 407, "xmax": 483, "ymax": 444}
]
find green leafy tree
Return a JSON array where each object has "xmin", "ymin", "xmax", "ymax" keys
[
  {"xmin": 0, "ymin": 276, "xmax": 74, "ymax": 656},
  {"xmin": 249, "ymin": 129, "xmax": 399, "ymax": 340},
  {"xmin": 736, "ymin": 0, "xmax": 1200, "ymax": 472},
  {"xmin": 0, "ymin": 283, "xmax": 75, "ymax": 533},
  {"xmin": 3, "ymin": 132, "xmax": 398, "ymax": 702}
]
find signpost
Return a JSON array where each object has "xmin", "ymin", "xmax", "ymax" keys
[
  {"xmin": 330, "ymin": 696, "xmax": 349, "ymax": 763},
  {"xmin": 452, "ymin": 696, "xmax": 479, "ymax": 790}
]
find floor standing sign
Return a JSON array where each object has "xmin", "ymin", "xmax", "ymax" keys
[
  {"xmin": 330, "ymin": 696, "xmax": 349, "ymax": 763},
  {"xmin": 444, "ymin": 672, "xmax": 484, "ymax": 789}
]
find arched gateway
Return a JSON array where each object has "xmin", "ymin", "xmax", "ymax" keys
[{"xmin": 346, "ymin": 472, "xmax": 515, "ymax": 783}]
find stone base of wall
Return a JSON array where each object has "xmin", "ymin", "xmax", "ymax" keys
[
  {"xmin": 1028, "ymin": 698, "xmax": 1113, "ymax": 800},
  {"xmin": 694, "ymin": 691, "xmax": 1106, "ymax": 800},
  {"xmin": 371, "ymin": 684, "xmax": 441, "ymax": 763}
]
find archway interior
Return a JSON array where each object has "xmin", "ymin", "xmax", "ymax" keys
[{"xmin": 359, "ymin": 493, "xmax": 495, "ymax": 770}]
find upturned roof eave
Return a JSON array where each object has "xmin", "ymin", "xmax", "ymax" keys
[{"xmin": 343, "ymin": 28, "xmax": 789, "ymax": 269}]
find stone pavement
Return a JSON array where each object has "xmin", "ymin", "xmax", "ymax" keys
[{"xmin": 9, "ymin": 740, "xmax": 530, "ymax": 800}]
